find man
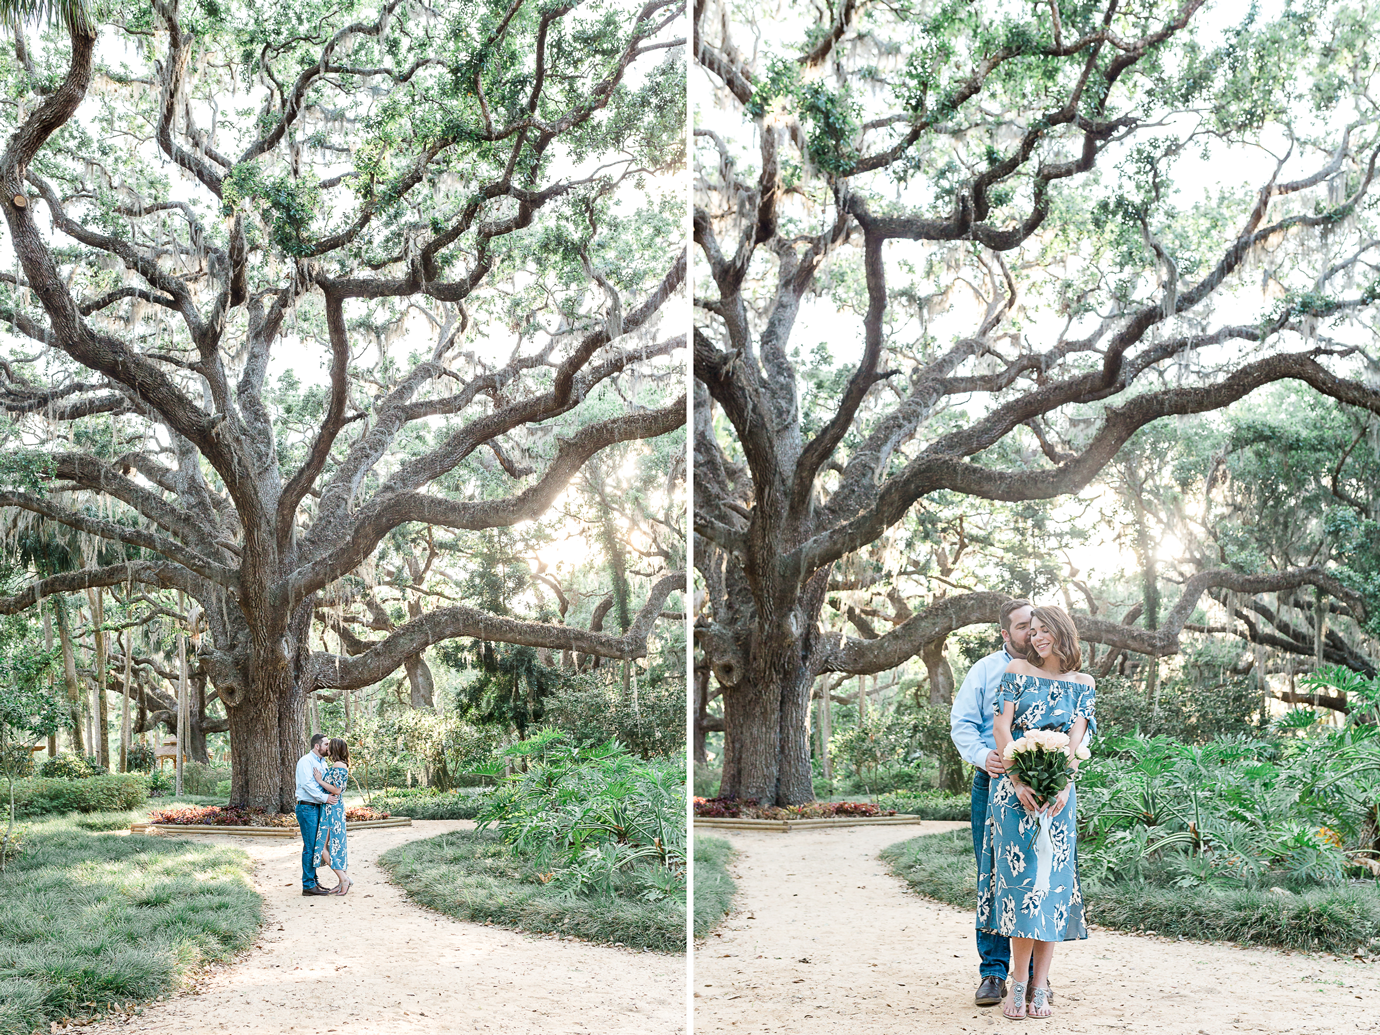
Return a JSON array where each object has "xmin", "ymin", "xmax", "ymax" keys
[
  {"xmin": 949, "ymin": 598, "xmax": 1033, "ymax": 1007},
  {"xmin": 296, "ymin": 733, "xmax": 339, "ymax": 896}
]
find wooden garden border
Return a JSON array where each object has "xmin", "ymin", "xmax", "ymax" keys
[
  {"xmin": 693, "ymin": 814, "xmax": 938, "ymax": 832},
  {"xmin": 130, "ymin": 817, "xmax": 413, "ymax": 837}
]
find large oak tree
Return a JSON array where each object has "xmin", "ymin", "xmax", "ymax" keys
[
  {"xmin": 694, "ymin": 0, "xmax": 1380, "ymax": 804},
  {"xmin": 0, "ymin": 0, "xmax": 686, "ymax": 809}
]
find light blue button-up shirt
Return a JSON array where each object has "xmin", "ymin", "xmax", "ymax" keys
[
  {"xmin": 949, "ymin": 648, "xmax": 1013, "ymax": 769},
  {"xmin": 295, "ymin": 751, "xmax": 329, "ymax": 804}
]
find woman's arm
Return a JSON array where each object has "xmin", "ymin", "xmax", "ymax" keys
[
  {"xmin": 315, "ymin": 768, "xmax": 344, "ymax": 795},
  {"xmin": 1065, "ymin": 716, "xmax": 1088, "ymax": 775}
]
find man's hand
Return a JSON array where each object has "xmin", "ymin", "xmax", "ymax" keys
[
  {"xmin": 327, "ymin": 794, "xmax": 339, "ymax": 805},
  {"xmin": 984, "ymin": 750, "xmax": 1006, "ymax": 777}
]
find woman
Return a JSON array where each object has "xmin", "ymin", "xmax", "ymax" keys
[
  {"xmin": 312, "ymin": 738, "xmax": 353, "ymax": 895},
  {"xmin": 976, "ymin": 604, "xmax": 1095, "ymax": 1020}
]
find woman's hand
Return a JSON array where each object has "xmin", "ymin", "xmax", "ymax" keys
[
  {"xmin": 1046, "ymin": 784, "xmax": 1070, "ymax": 817},
  {"xmin": 1011, "ymin": 779, "xmax": 1041, "ymax": 815}
]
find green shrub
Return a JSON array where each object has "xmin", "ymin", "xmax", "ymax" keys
[
  {"xmin": 875, "ymin": 789, "xmax": 971, "ymax": 821},
  {"xmin": 373, "ymin": 787, "xmax": 490, "ymax": 820},
  {"xmin": 543, "ymin": 669, "xmax": 687, "ymax": 758},
  {"xmin": 477, "ymin": 733, "xmax": 685, "ymax": 900},
  {"xmin": 693, "ymin": 764, "xmax": 721, "ymax": 798},
  {"xmin": 125, "ymin": 743, "xmax": 157, "ymax": 773},
  {"xmin": 1094, "ymin": 672, "xmax": 1268, "ymax": 743},
  {"xmin": 147, "ymin": 769, "xmax": 172, "ymax": 796},
  {"xmin": 0, "ymin": 744, "xmax": 34, "ymax": 779},
  {"xmin": 1079, "ymin": 725, "xmax": 1380, "ymax": 892},
  {"xmin": 882, "ymin": 829, "xmax": 1380, "ymax": 956},
  {"xmin": 693, "ymin": 836, "xmax": 735, "ymax": 939},
  {"xmin": 36, "ymin": 753, "xmax": 96, "ymax": 780},
  {"xmin": 9, "ymin": 774, "xmax": 148, "ymax": 816},
  {"xmin": 379, "ymin": 829, "xmax": 684, "ymax": 951},
  {"xmin": 180, "ymin": 761, "xmax": 230, "ymax": 797}
]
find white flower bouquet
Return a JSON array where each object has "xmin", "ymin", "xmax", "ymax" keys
[{"xmin": 1002, "ymin": 729, "xmax": 1091, "ymax": 806}]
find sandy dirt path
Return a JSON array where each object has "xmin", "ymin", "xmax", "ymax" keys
[
  {"xmin": 694, "ymin": 822, "xmax": 1378, "ymax": 1034},
  {"xmin": 89, "ymin": 820, "xmax": 684, "ymax": 1035}
]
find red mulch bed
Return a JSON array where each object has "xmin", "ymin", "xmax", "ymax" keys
[
  {"xmin": 147, "ymin": 804, "xmax": 391, "ymax": 827},
  {"xmin": 694, "ymin": 797, "xmax": 895, "ymax": 820}
]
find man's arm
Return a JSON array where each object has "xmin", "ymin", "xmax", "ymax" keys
[
  {"xmin": 949, "ymin": 655, "xmax": 1000, "ymax": 772},
  {"xmin": 297, "ymin": 758, "xmax": 332, "ymax": 804}
]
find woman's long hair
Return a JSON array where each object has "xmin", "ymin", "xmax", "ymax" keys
[
  {"xmin": 1024, "ymin": 605, "xmax": 1082, "ymax": 673},
  {"xmin": 328, "ymin": 738, "xmax": 350, "ymax": 765}
]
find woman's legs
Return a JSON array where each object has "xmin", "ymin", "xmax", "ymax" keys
[
  {"xmin": 1003, "ymin": 937, "xmax": 1033, "ymax": 1018},
  {"xmin": 1028, "ymin": 940, "xmax": 1055, "ymax": 1017},
  {"xmin": 331, "ymin": 867, "xmax": 351, "ymax": 894}
]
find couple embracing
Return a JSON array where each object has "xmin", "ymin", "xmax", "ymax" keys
[
  {"xmin": 295, "ymin": 733, "xmax": 355, "ymax": 897},
  {"xmin": 949, "ymin": 599, "xmax": 1096, "ymax": 1020}
]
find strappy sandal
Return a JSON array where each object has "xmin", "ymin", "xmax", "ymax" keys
[
  {"xmin": 1028, "ymin": 986, "xmax": 1052, "ymax": 1019},
  {"xmin": 1003, "ymin": 981, "xmax": 1028, "ymax": 1020},
  {"xmin": 333, "ymin": 877, "xmax": 352, "ymax": 896}
]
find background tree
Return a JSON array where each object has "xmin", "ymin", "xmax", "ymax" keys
[
  {"xmin": 0, "ymin": 614, "xmax": 62, "ymax": 870},
  {"xmin": 695, "ymin": 0, "xmax": 1380, "ymax": 804},
  {"xmin": 0, "ymin": 0, "xmax": 686, "ymax": 809}
]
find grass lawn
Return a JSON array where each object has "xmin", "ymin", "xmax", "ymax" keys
[
  {"xmin": 377, "ymin": 828, "xmax": 685, "ymax": 952},
  {"xmin": 881, "ymin": 828, "xmax": 1380, "ymax": 957},
  {"xmin": 693, "ymin": 836, "xmax": 735, "ymax": 939},
  {"xmin": 0, "ymin": 815, "xmax": 261, "ymax": 1035}
]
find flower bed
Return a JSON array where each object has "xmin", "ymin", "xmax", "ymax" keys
[
  {"xmin": 146, "ymin": 804, "xmax": 392, "ymax": 827},
  {"xmin": 693, "ymin": 797, "xmax": 895, "ymax": 820},
  {"xmin": 344, "ymin": 805, "xmax": 391, "ymax": 822},
  {"xmin": 147, "ymin": 805, "xmax": 297, "ymax": 827}
]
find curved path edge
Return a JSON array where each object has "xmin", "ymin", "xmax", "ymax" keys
[{"xmin": 88, "ymin": 819, "xmax": 684, "ymax": 1035}]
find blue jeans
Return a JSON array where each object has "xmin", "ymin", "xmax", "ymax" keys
[
  {"xmin": 295, "ymin": 802, "xmax": 325, "ymax": 888},
  {"xmin": 972, "ymin": 769, "xmax": 1012, "ymax": 980}
]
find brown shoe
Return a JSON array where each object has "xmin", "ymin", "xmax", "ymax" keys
[
  {"xmin": 975, "ymin": 975, "xmax": 1006, "ymax": 1006},
  {"xmin": 302, "ymin": 885, "xmax": 331, "ymax": 896}
]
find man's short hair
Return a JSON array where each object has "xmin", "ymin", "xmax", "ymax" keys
[
  {"xmin": 999, "ymin": 598, "xmax": 1034, "ymax": 633},
  {"xmin": 310, "ymin": 733, "xmax": 327, "ymax": 748}
]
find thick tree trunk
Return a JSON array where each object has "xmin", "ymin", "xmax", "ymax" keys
[
  {"xmin": 717, "ymin": 563, "xmax": 829, "ymax": 806},
  {"xmin": 225, "ymin": 652, "xmax": 306, "ymax": 812},
  {"xmin": 226, "ymin": 700, "xmax": 282, "ymax": 811},
  {"xmin": 777, "ymin": 660, "xmax": 814, "ymax": 804},
  {"xmin": 719, "ymin": 660, "xmax": 782, "ymax": 804}
]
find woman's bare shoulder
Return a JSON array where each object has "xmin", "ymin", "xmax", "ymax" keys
[
  {"xmin": 1004, "ymin": 657, "xmax": 1037, "ymax": 674},
  {"xmin": 1069, "ymin": 671, "xmax": 1095, "ymax": 687}
]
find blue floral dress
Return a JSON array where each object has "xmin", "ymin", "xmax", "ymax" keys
[
  {"xmin": 312, "ymin": 763, "xmax": 349, "ymax": 871},
  {"xmin": 976, "ymin": 672, "xmax": 1096, "ymax": 942}
]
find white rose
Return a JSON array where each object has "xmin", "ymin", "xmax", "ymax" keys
[
  {"xmin": 1075, "ymin": 746, "xmax": 1091, "ymax": 761},
  {"xmin": 1003, "ymin": 741, "xmax": 1018, "ymax": 761}
]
